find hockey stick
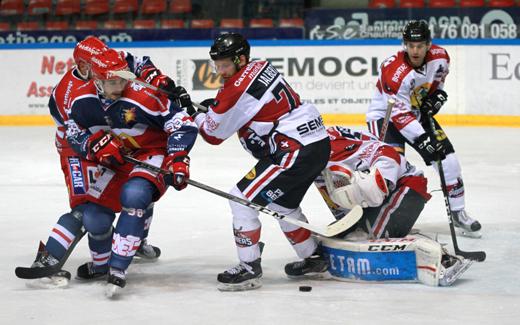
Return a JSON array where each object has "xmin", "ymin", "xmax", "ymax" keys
[
  {"xmin": 110, "ymin": 70, "xmax": 207, "ymax": 111},
  {"xmin": 15, "ymin": 229, "xmax": 86, "ymax": 279},
  {"xmin": 426, "ymin": 114, "xmax": 486, "ymax": 262},
  {"xmin": 379, "ymin": 98, "xmax": 395, "ymax": 142},
  {"xmin": 123, "ymin": 156, "xmax": 363, "ymax": 237}
]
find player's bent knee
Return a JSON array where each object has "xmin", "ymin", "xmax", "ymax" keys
[
  {"xmin": 82, "ymin": 203, "xmax": 115, "ymax": 235},
  {"xmin": 120, "ymin": 177, "xmax": 155, "ymax": 209}
]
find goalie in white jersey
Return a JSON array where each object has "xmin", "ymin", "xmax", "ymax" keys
[
  {"xmin": 316, "ymin": 126, "xmax": 473, "ymax": 286},
  {"xmin": 316, "ymin": 126, "xmax": 431, "ymax": 239},
  {"xmin": 185, "ymin": 33, "xmax": 331, "ymax": 291},
  {"xmin": 366, "ymin": 20, "xmax": 481, "ymax": 237}
]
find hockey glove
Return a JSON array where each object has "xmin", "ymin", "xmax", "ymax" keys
[
  {"xmin": 420, "ymin": 89, "xmax": 448, "ymax": 117},
  {"xmin": 414, "ymin": 132, "xmax": 446, "ymax": 162},
  {"xmin": 199, "ymin": 98, "xmax": 215, "ymax": 110},
  {"xmin": 163, "ymin": 151, "xmax": 190, "ymax": 191},
  {"xmin": 140, "ymin": 67, "xmax": 176, "ymax": 95},
  {"xmin": 169, "ymin": 86, "xmax": 196, "ymax": 114},
  {"xmin": 88, "ymin": 130, "xmax": 124, "ymax": 166}
]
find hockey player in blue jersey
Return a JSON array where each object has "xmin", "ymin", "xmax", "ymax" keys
[{"xmin": 65, "ymin": 48, "xmax": 198, "ymax": 297}]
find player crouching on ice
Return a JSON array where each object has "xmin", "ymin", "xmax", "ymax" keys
[{"xmin": 314, "ymin": 126, "xmax": 473, "ymax": 286}]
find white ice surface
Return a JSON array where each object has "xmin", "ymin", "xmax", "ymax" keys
[{"xmin": 1, "ymin": 126, "xmax": 519, "ymax": 325}]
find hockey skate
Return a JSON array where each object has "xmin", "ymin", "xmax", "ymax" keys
[
  {"xmin": 134, "ymin": 239, "xmax": 161, "ymax": 262},
  {"xmin": 26, "ymin": 242, "xmax": 71, "ymax": 289},
  {"xmin": 105, "ymin": 267, "xmax": 126, "ymax": 298},
  {"xmin": 452, "ymin": 210, "xmax": 482, "ymax": 238},
  {"xmin": 284, "ymin": 246, "xmax": 329, "ymax": 278},
  {"xmin": 76, "ymin": 262, "xmax": 108, "ymax": 281},
  {"xmin": 217, "ymin": 258, "xmax": 263, "ymax": 292},
  {"xmin": 438, "ymin": 254, "xmax": 474, "ymax": 286}
]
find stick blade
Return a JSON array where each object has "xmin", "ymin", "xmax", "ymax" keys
[
  {"xmin": 109, "ymin": 70, "xmax": 137, "ymax": 80},
  {"xmin": 323, "ymin": 205, "xmax": 363, "ymax": 237},
  {"xmin": 458, "ymin": 250, "xmax": 486, "ymax": 262}
]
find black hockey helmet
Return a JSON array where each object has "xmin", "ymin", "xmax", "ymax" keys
[
  {"xmin": 209, "ymin": 33, "xmax": 250, "ymax": 61},
  {"xmin": 402, "ymin": 20, "xmax": 431, "ymax": 43}
]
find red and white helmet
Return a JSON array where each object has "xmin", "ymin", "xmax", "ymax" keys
[
  {"xmin": 73, "ymin": 36, "xmax": 108, "ymax": 65},
  {"xmin": 91, "ymin": 48, "xmax": 129, "ymax": 80}
]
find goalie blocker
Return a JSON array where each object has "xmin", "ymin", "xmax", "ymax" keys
[{"xmin": 318, "ymin": 235, "xmax": 473, "ymax": 286}]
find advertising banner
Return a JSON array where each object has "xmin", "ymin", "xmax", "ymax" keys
[
  {"xmin": 1, "ymin": 42, "xmax": 519, "ymax": 118},
  {"xmin": 306, "ymin": 7, "xmax": 520, "ymax": 40}
]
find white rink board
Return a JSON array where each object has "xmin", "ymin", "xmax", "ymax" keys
[{"xmin": 0, "ymin": 43, "xmax": 519, "ymax": 116}]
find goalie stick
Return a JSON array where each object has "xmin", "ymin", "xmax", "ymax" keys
[
  {"xmin": 15, "ymin": 229, "xmax": 86, "ymax": 279},
  {"xmin": 426, "ymin": 113, "xmax": 486, "ymax": 262},
  {"xmin": 123, "ymin": 156, "xmax": 363, "ymax": 237},
  {"xmin": 110, "ymin": 70, "xmax": 207, "ymax": 112}
]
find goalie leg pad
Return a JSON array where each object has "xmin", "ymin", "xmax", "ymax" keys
[{"xmin": 319, "ymin": 235, "xmax": 469, "ymax": 286}]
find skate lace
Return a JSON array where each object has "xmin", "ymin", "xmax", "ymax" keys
[
  {"xmin": 109, "ymin": 268, "xmax": 126, "ymax": 279},
  {"xmin": 226, "ymin": 262, "xmax": 253, "ymax": 275}
]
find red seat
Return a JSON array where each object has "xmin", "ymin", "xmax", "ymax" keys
[
  {"xmin": 399, "ymin": 0, "xmax": 425, "ymax": 8},
  {"xmin": 55, "ymin": 0, "xmax": 81, "ymax": 16},
  {"xmin": 0, "ymin": 22, "xmax": 11, "ymax": 31},
  {"xmin": 368, "ymin": 0, "xmax": 396, "ymax": 8},
  {"xmin": 46, "ymin": 21, "xmax": 70, "ymax": 30},
  {"xmin": 112, "ymin": 0, "xmax": 138, "ymax": 14},
  {"xmin": 17, "ymin": 22, "xmax": 40, "ymax": 31},
  {"xmin": 84, "ymin": 0, "xmax": 110, "ymax": 15},
  {"xmin": 220, "ymin": 18, "xmax": 244, "ymax": 28},
  {"xmin": 459, "ymin": 0, "xmax": 485, "ymax": 6},
  {"xmin": 104, "ymin": 20, "xmax": 127, "ymax": 29},
  {"xmin": 191, "ymin": 19, "xmax": 214, "ymax": 28},
  {"xmin": 169, "ymin": 0, "xmax": 192, "ymax": 14},
  {"xmin": 134, "ymin": 19, "xmax": 156, "ymax": 29},
  {"xmin": 28, "ymin": 0, "xmax": 52, "ymax": 15},
  {"xmin": 140, "ymin": 0, "xmax": 167, "ymax": 15},
  {"xmin": 0, "ymin": 0, "xmax": 24, "ymax": 16},
  {"xmin": 279, "ymin": 18, "xmax": 304, "ymax": 28},
  {"xmin": 75, "ymin": 20, "xmax": 98, "ymax": 30},
  {"xmin": 429, "ymin": 0, "xmax": 456, "ymax": 7},
  {"xmin": 249, "ymin": 18, "xmax": 273, "ymax": 28},
  {"xmin": 161, "ymin": 19, "xmax": 185, "ymax": 28},
  {"xmin": 488, "ymin": 0, "xmax": 515, "ymax": 6}
]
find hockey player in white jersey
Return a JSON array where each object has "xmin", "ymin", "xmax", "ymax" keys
[
  {"xmin": 183, "ymin": 32, "xmax": 331, "ymax": 291},
  {"xmin": 366, "ymin": 20, "xmax": 481, "ymax": 237},
  {"xmin": 316, "ymin": 126, "xmax": 473, "ymax": 286}
]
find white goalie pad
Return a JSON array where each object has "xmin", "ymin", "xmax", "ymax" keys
[
  {"xmin": 324, "ymin": 165, "xmax": 389, "ymax": 209},
  {"xmin": 318, "ymin": 235, "xmax": 470, "ymax": 286}
]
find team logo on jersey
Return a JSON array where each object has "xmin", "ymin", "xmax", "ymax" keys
[
  {"xmin": 122, "ymin": 107, "xmax": 137, "ymax": 125},
  {"xmin": 411, "ymin": 83, "xmax": 431, "ymax": 109},
  {"xmin": 192, "ymin": 60, "xmax": 223, "ymax": 90},
  {"xmin": 245, "ymin": 167, "xmax": 256, "ymax": 180},
  {"xmin": 68, "ymin": 157, "xmax": 86, "ymax": 195}
]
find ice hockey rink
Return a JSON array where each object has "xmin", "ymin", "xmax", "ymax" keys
[{"xmin": 1, "ymin": 125, "xmax": 519, "ymax": 324}]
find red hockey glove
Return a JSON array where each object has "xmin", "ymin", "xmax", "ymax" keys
[
  {"xmin": 88, "ymin": 130, "xmax": 124, "ymax": 165},
  {"xmin": 140, "ymin": 67, "xmax": 176, "ymax": 95},
  {"xmin": 164, "ymin": 152, "xmax": 190, "ymax": 191}
]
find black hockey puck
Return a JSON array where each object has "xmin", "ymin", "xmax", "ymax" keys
[{"xmin": 299, "ymin": 286, "xmax": 312, "ymax": 292}]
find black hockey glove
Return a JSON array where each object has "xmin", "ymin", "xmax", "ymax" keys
[
  {"xmin": 199, "ymin": 98, "xmax": 215, "ymax": 109},
  {"xmin": 420, "ymin": 89, "xmax": 448, "ymax": 117},
  {"xmin": 414, "ymin": 132, "xmax": 446, "ymax": 162},
  {"xmin": 169, "ymin": 86, "xmax": 196, "ymax": 114}
]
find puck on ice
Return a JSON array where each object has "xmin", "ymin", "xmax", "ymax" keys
[{"xmin": 299, "ymin": 286, "xmax": 312, "ymax": 292}]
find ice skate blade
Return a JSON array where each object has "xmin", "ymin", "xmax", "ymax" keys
[
  {"xmin": 287, "ymin": 271, "xmax": 331, "ymax": 280},
  {"xmin": 105, "ymin": 283, "xmax": 122, "ymax": 298},
  {"xmin": 455, "ymin": 227, "xmax": 482, "ymax": 239},
  {"xmin": 217, "ymin": 278, "xmax": 262, "ymax": 292},
  {"xmin": 439, "ymin": 259, "xmax": 474, "ymax": 286},
  {"xmin": 25, "ymin": 275, "xmax": 70, "ymax": 289}
]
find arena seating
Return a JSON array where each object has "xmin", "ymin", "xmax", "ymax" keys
[{"xmin": 0, "ymin": 0, "xmax": 518, "ymax": 32}]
